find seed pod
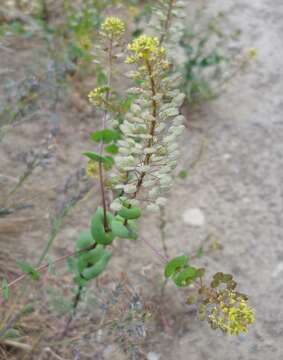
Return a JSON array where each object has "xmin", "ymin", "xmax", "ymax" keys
[
  {"xmin": 198, "ymin": 304, "xmax": 207, "ymax": 321},
  {"xmin": 227, "ymin": 280, "xmax": 237, "ymax": 290},
  {"xmin": 222, "ymin": 274, "xmax": 233, "ymax": 283},
  {"xmin": 196, "ymin": 268, "xmax": 205, "ymax": 278},
  {"xmin": 210, "ymin": 280, "xmax": 219, "ymax": 288},
  {"xmin": 91, "ymin": 207, "xmax": 115, "ymax": 245},
  {"xmin": 213, "ymin": 272, "xmax": 224, "ymax": 282},
  {"xmin": 187, "ymin": 294, "xmax": 198, "ymax": 305}
]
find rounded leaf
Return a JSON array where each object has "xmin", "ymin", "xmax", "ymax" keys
[
  {"xmin": 82, "ymin": 252, "xmax": 111, "ymax": 280},
  {"xmin": 91, "ymin": 207, "xmax": 115, "ymax": 245},
  {"xmin": 118, "ymin": 206, "xmax": 141, "ymax": 220},
  {"xmin": 174, "ymin": 266, "xmax": 198, "ymax": 287},
  {"xmin": 164, "ymin": 255, "xmax": 189, "ymax": 278},
  {"xmin": 76, "ymin": 231, "xmax": 95, "ymax": 251},
  {"xmin": 111, "ymin": 219, "xmax": 130, "ymax": 238}
]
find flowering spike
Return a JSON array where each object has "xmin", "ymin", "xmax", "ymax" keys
[{"xmin": 101, "ymin": 17, "xmax": 126, "ymax": 38}]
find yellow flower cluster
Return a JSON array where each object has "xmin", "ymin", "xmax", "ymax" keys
[
  {"xmin": 101, "ymin": 16, "xmax": 125, "ymax": 38},
  {"xmin": 78, "ymin": 35, "xmax": 92, "ymax": 52},
  {"xmin": 86, "ymin": 160, "xmax": 99, "ymax": 178},
  {"xmin": 88, "ymin": 86, "xmax": 109, "ymax": 106},
  {"xmin": 208, "ymin": 291, "xmax": 255, "ymax": 335},
  {"xmin": 128, "ymin": 5, "xmax": 139, "ymax": 18},
  {"xmin": 247, "ymin": 48, "xmax": 257, "ymax": 60},
  {"xmin": 126, "ymin": 35, "xmax": 166, "ymax": 64}
]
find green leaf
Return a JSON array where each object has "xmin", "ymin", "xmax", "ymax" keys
[
  {"xmin": 164, "ymin": 255, "xmax": 189, "ymax": 278},
  {"xmin": 95, "ymin": 66, "xmax": 107, "ymax": 86},
  {"xmin": 75, "ymin": 230, "xmax": 95, "ymax": 251},
  {"xmin": 3, "ymin": 329, "xmax": 20, "ymax": 339},
  {"xmin": 119, "ymin": 94, "xmax": 136, "ymax": 112},
  {"xmin": 105, "ymin": 144, "xmax": 118, "ymax": 154},
  {"xmin": 90, "ymin": 129, "xmax": 120, "ymax": 144},
  {"xmin": 74, "ymin": 275, "xmax": 88, "ymax": 287},
  {"xmin": 79, "ymin": 245, "xmax": 106, "ymax": 265},
  {"xmin": 68, "ymin": 43, "xmax": 85, "ymax": 61},
  {"xmin": 200, "ymin": 53, "xmax": 222, "ymax": 67},
  {"xmin": 2, "ymin": 278, "xmax": 9, "ymax": 301},
  {"xmin": 21, "ymin": 303, "xmax": 34, "ymax": 316},
  {"xmin": 103, "ymin": 155, "xmax": 115, "ymax": 170},
  {"xmin": 81, "ymin": 251, "xmax": 112, "ymax": 280},
  {"xmin": 126, "ymin": 220, "xmax": 138, "ymax": 240},
  {"xmin": 83, "ymin": 152, "xmax": 114, "ymax": 169},
  {"xmin": 77, "ymin": 257, "xmax": 88, "ymax": 273},
  {"xmin": 67, "ymin": 257, "xmax": 77, "ymax": 273},
  {"xmin": 117, "ymin": 206, "xmax": 141, "ymax": 220},
  {"xmin": 83, "ymin": 151, "xmax": 105, "ymax": 163},
  {"xmin": 174, "ymin": 266, "xmax": 198, "ymax": 287},
  {"xmin": 196, "ymin": 247, "xmax": 204, "ymax": 258},
  {"xmin": 111, "ymin": 219, "xmax": 130, "ymax": 238},
  {"xmin": 16, "ymin": 260, "xmax": 40, "ymax": 281},
  {"xmin": 91, "ymin": 207, "xmax": 115, "ymax": 245},
  {"xmin": 178, "ymin": 169, "xmax": 188, "ymax": 179}
]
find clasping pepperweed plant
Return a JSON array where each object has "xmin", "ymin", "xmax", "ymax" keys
[{"xmin": 1, "ymin": 3, "xmax": 255, "ymax": 339}]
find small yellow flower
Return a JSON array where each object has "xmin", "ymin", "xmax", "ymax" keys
[
  {"xmin": 247, "ymin": 48, "xmax": 257, "ymax": 60},
  {"xmin": 88, "ymin": 86, "xmax": 109, "ymax": 106},
  {"xmin": 128, "ymin": 6, "xmax": 139, "ymax": 18},
  {"xmin": 86, "ymin": 160, "xmax": 99, "ymax": 178},
  {"xmin": 126, "ymin": 35, "xmax": 166, "ymax": 64},
  {"xmin": 101, "ymin": 17, "xmax": 125, "ymax": 38},
  {"xmin": 77, "ymin": 35, "xmax": 92, "ymax": 52},
  {"xmin": 207, "ymin": 291, "xmax": 255, "ymax": 335}
]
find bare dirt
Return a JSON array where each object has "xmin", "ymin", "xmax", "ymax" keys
[{"xmin": 0, "ymin": 0, "xmax": 283, "ymax": 359}]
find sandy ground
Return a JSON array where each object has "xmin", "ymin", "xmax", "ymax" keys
[
  {"xmin": 0, "ymin": 0, "xmax": 283, "ymax": 359},
  {"xmin": 165, "ymin": 0, "xmax": 283, "ymax": 358}
]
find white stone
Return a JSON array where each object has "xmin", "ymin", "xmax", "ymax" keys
[
  {"xmin": 183, "ymin": 208, "xmax": 205, "ymax": 227},
  {"xmin": 223, "ymin": 153, "xmax": 232, "ymax": 160},
  {"xmin": 272, "ymin": 262, "xmax": 283, "ymax": 278},
  {"xmin": 147, "ymin": 352, "xmax": 161, "ymax": 360}
]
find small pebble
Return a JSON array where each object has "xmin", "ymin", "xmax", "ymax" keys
[
  {"xmin": 272, "ymin": 262, "xmax": 283, "ymax": 277},
  {"xmin": 147, "ymin": 352, "xmax": 161, "ymax": 360},
  {"xmin": 182, "ymin": 208, "xmax": 205, "ymax": 227}
]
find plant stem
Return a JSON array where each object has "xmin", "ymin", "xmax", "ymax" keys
[
  {"xmin": 99, "ymin": 36, "xmax": 113, "ymax": 231},
  {"xmin": 37, "ymin": 205, "xmax": 72, "ymax": 266},
  {"xmin": 159, "ymin": 0, "xmax": 176, "ymax": 45},
  {"xmin": 132, "ymin": 60, "xmax": 158, "ymax": 198},
  {"xmin": 38, "ymin": 0, "xmax": 49, "ymax": 23},
  {"xmin": 159, "ymin": 207, "xmax": 170, "ymax": 297},
  {"xmin": 143, "ymin": 238, "xmax": 168, "ymax": 264},
  {"xmin": 98, "ymin": 160, "xmax": 108, "ymax": 231},
  {"xmin": 2, "ymin": 244, "xmax": 97, "ymax": 297},
  {"xmin": 159, "ymin": 207, "xmax": 169, "ymax": 259},
  {"xmin": 61, "ymin": 285, "xmax": 83, "ymax": 338}
]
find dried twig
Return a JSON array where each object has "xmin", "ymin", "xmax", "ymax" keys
[{"xmin": 0, "ymin": 339, "xmax": 32, "ymax": 351}]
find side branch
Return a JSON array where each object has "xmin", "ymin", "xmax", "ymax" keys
[{"xmin": 2, "ymin": 244, "xmax": 97, "ymax": 296}]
